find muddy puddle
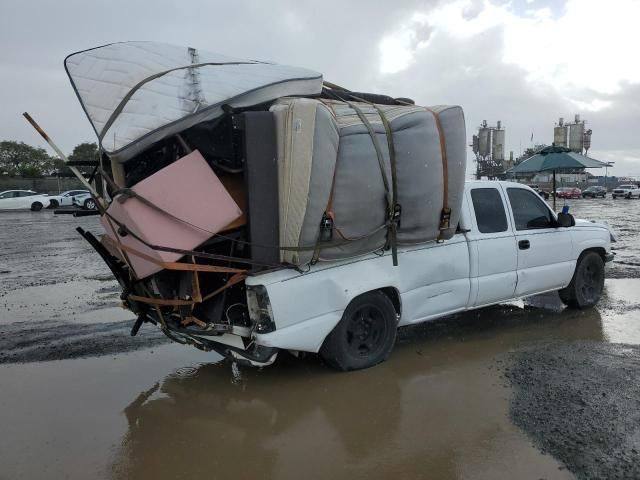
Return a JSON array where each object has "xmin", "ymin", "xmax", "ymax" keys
[
  {"xmin": 0, "ymin": 201, "xmax": 639, "ymax": 479},
  {"xmin": 0, "ymin": 280, "xmax": 639, "ymax": 479}
]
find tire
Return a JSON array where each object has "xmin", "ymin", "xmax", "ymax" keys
[
  {"xmin": 612, "ymin": 195, "xmax": 617, "ymax": 199},
  {"xmin": 559, "ymin": 251, "xmax": 605, "ymax": 309},
  {"xmin": 30, "ymin": 202, "xmax": 43, "ymax": 212},
  {"xmin": 84, "ymin": 198, "xmax": 96, "ymax": 210},
  {"xmin": 320, "ymin": 291, "xmax": 398, "ymax": 371},
  {"xmin": 49, "ymin": 199, "xmax": 59, "ymax": 208}
]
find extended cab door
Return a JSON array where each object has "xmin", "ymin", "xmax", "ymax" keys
[
  {"xmin": 504, "ymin": 186, "xmax": 574, "ymax": 296},
  {"xmin": 466, "ymin": 186, "xmax": 517, "ymax": 307}
]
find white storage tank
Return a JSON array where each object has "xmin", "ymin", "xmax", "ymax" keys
[
  {"xmin": 569, "ymin": 122, "xmax": 585, "ymax": 153},
  {"xmin": 478, "ymin": 127, "xmax": 491, "ymax": 157},
  {"xmin": 554, "ymin": 117, "xmax": 568, "ymax": 147},
  {"xmin": 492, "ymin": 127, "xmax": 505, "ymax": 161}
]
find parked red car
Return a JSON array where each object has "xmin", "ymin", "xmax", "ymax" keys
[{"xmin": 556, "ymin": 187, "xmax": 582, "ymax": 199}]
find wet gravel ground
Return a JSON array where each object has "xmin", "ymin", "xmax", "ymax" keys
[
  {"xmin": 562, "ymin": 196, "xmax": 640, "ymax": 279},
  {"xmin": 0, "ymin": 319, "xmax": 167, "ymax": 364},
  {"xmin": 0, "ymin": 210, "xmax": 167, "ymax": 363},
  {"xmin": 506, "ymin": 342, "xmax": 640, "ymax": 480}
]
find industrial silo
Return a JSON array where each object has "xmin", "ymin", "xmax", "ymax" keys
[
  {"xmin": 554, "ymin": 117, "xmax": 568, "ymax": 147},
  {"xmin": 478, "ymin": 127, "xmax": 491, "ymax": 157},
  {"xmin": 569, "ymin": 121, "xmax": 585, "ymax": 153},
  {"xmin": 492, "ymin": 125, "xmax": 505, "ymax": 161}
]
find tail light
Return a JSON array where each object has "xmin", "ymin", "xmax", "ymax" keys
[{"xmin": 246, "ymin": 285, "xmax": 276, "ymax": 333}]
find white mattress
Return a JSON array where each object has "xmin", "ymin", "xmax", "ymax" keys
[
  {"xmin": 65, "ymin": 41, "xmax": 323, "ymax": 163},
  {"xmin": 271, "ymin": 99, "xmax": 335, "ymax": 264}
]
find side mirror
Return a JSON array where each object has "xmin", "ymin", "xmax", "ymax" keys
[{"xmin": 556, "ymin": 212, "xmax": 575, "ymax": 228}]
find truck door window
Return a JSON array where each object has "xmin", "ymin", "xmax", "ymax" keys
[
  {"xmin": 471, "ymin": 188, "xmax": 508, "ymax": 233},
  {"xmin": 507, "ymin": 188, "xmax": 553, "ymax": 230}
]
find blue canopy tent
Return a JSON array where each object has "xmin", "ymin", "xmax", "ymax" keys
[{"xmin": 507, "ymin": 145, "xmax": 610, "ymax": 209}]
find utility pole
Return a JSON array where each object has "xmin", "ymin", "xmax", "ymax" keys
[{"xmin": 605, "ymin": 161, "xmax": 614, "ymax": 190}]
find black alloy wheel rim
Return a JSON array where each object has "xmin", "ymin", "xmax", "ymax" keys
[
  {"xmin": 346, "ymin": 304, "xmax": 388, "ymax": 357},
  {"xmin": 577, "ymin": 259, "xmax": 603, "ymax": 303}
]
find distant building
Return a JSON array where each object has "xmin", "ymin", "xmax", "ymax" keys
[{"xmin": 530, "ymin": 171, "xmax": 589, "ymax": 185}]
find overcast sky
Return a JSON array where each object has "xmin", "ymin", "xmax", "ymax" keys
[{"xmin": 1, "ymin": 0, "xmax": 639, "ymax": 177}]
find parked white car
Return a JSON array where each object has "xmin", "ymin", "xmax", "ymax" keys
[
  {"xmin": 47, "ymin": 190, "xmax": 90, "ymax": 208},
  {"xmin": 0, "ymin": 190, "xmax": 51, "ymax": 211},
  {"xmin": 72, "ymin": 192, "xmax": 97, "ymax": 210},
  {"xmin": 130, "ymin": 181, "xmax": 613, "ymax": 370},
  {"xmin": 611, "ymin": 184, "xmax": 640, "ymax": 199}
]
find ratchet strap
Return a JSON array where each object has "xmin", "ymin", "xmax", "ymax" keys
[
  {"xmin": 426, "ymin": 107, "xmax": 451, "ymax": 240},
  {"xmin": 367, "ymin": 102, "xmax": 400, "ymax": 266}
]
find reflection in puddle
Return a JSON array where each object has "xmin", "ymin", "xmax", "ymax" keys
[{"xmin": 110, "ymin": 302, "xmax": 606, "ymax": 480}]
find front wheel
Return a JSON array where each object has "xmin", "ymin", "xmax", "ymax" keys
[
  {"xmin": 48, "ymin": 199, "xmax": 59, "ymax": 208},
  {"xmin": 30, "ymin": 202, "xmax": 43, "ymax": 211},
  {"xmin": 84, "ymin": 198, "xmax": 97, "ymax": 210},
  {"xmin": 320, "ymin": 291, "xmax": 398, "ymax": 371},
  {"xmin": 559, "ymin": 251, "xmax": 605, "ymax": 309}
]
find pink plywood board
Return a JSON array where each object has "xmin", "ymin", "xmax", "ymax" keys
[{"xmin": 101, "ymin": 150, "xmax": 242, "ymax": 278}]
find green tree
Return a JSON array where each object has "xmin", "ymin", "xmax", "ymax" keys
[
  {"xmin": 67, "ymin": 142, "xmax": 99, "ymax": 176},
  {"xmin": 0, "ymin": 140, "xmax": 53, "ymax": 177},
  {"xmin": 68, "ymin": 142, "xmax": 98, "ymax": 164}
]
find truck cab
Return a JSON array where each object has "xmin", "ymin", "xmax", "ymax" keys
[{"xmin": 612, "ymin": 184, "xmax": 640, "ymax": 199}]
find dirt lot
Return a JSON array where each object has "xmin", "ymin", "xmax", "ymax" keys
[{"xmin": 0, "ymin": 197, "xmax": 639, "ymax": 479}]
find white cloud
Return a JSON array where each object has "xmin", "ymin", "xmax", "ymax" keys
[
  {"xmin": 589, "ymin": 149, "xmax": 640, "ymax": 178},
  {"xmin": 379, "ymin": 14, "xmax": 432, "ymax": 73},
  {"xmin": 378, "ymin": 0, "xmax": 640, "ymax": 109},
  {"xmin": 570, "ymin": 98, "xmax": 612, "ymax": 112}
]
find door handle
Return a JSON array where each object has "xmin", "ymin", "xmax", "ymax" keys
[{"xmin": 518, "ymin": 240, "xmax": 530, "ymax": 250}]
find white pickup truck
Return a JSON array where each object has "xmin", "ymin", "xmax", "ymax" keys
[
  {"xmin": 612, "ymin": 184, "xmax": 640, "ymax": 199},
  {"xmin": 194, "ymin": 181, "xmax": 614, "ymax": 370}
]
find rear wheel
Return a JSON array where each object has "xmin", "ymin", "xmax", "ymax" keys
[
  {"xmin": 559, "ymin": 251, "xmax": 605, "ymax": 309},
  {"xmin": 320, "ymin": 291, "xmax": 398, "ymax": 371},
  {"xmin": 30, "ymin": 202, "xmax": 43, "ymax": 211}
]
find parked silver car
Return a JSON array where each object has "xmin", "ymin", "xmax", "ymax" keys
[
  {"xmin": 47, "ymin": 190, "xmax": 90, "ymax": 208},
  {"xmin": 72, "ymin": 192, "xmax": 97, "ymax": 210}
]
